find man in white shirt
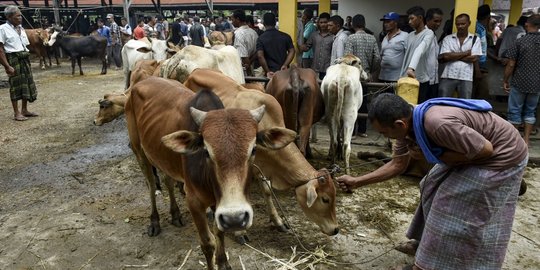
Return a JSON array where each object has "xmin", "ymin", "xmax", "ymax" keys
[
  {"xmin": 438, "ymin": 14, "xmax": 482, "ymax": 99},
  {"xmin": 328, "ymin": 15, "xmax": 349, "ymax": 64},
  {"xmin": 0, "ymin": 5, "xmax": 38, "ymax": 121},
  {"xmin": 425, "ymin": 8, "xmax": 443, "ymax": 97},
  {"xmin": 231, "ymin": 9, "xmax": 259, "ymax": 76},
  {"xmin": 400, "ymin": 6, "xmax": 435, "ymax": 104}
]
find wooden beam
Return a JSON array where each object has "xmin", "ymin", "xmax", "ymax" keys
[
  {"xmin": 453, "ymin": 0, "xmax": 478, "ymax": 33},
  {"xmin": 508, "ymin": 0, "xmax": 523, "ymax": 25}
]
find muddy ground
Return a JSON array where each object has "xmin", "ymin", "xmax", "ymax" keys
[{"xmin": 0, "ymin": 58, "xmax": 538, "ymax": 270}]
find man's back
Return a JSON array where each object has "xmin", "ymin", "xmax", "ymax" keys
[
  {"xmin": 190, "ymin": 23, "xmax": 205, "ymax": 47},
  {"xmin": 344, "ymin": 31, "xmax": 380, "ymax": 73},
  {"xmin": 256, "ymin": 28, "xmax": 293, "ymax": 72}
]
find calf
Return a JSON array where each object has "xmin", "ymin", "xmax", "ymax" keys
[
  {"xmin": 125, "ymin": 77, "xmax": 295, "ymax": 269},
  {"xmin": 25, "ymin": 29, "xmax": 55, "ymax": 69},
  {"xmin": 48, "ymin": 29, "xmax": 107, "ymax": 75},
  {"xmin": 321, "ymin": 54, "xmax": 369, "ymax": 174},
  {"xmin": 266, "ymin": 66, "xmax": 324, "ymax": 157},
  {"xmin": 93, "ymin": 59, "xmax": 163, "ymax": 126},
  {"xmin": 184, "ymin": 69, "xmax": 339, "ymax": 236}
]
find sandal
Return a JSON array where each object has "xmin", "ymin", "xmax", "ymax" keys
[
  {"xmin": 14, "ymin": 115, "xmax": 28, "ymax": 121},
  {"xmin": 394, "ymin": 239, "xmax": 419, "ymax": 256}
]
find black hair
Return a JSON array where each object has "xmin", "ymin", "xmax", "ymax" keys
[
  {"xmin": 455, "ymin": 13, "xmax": 470, "ymax": 22},
  {"xmin": 97, "ymin": 18, "xmax": 104, "ymax": 24},
  {"xmin": 425, "ymin": 8, "xmax": 443, "ymax": 21},
  {"xmin": 517, "ymin": 15, "xmax": 528, "ymax": 27},
  {"xmin": 352, "ymin": 14, "xmax": 366, "ymax": 29},
  {"xmin": 232, "ymin": 9, "xmax": 246, "ymax": 23},
  {"xmin": 368, "ymin": 93, "xmax": 413, "ymax": 127},
  {"xmin": 407, "ymin": 6, "xmax": 425, "ymax": 18},
  {"xmin": 477, "ymin": 4, "xmax": 491, "ymax": 21},
  {"xmin": 329, "ymin": 15, "xmax": 344, "ymax": 27},
  {"xmin": 319, "ymin": 12, "xmax": 331, "ymax": 20},
  {"xmin": 263, "ymin": 12, "xmax": 276, "ymax": 27},
  {"xmin": 303, "ymin": 8, "xmax": 314, "ymax": 20},
  {"xmin": 246, "ymin": 14, "xmax": 255, "ymax": 25},
  {"xmin": 528, "ymin": 14, "xmax": 540, "ymax": 28}
]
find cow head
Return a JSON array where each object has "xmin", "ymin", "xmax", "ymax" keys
[
  {"xmin": 35, "ymin": 29, "xmax": 50, "ymax": 46},
  {"xmin": 47, "ymin": 28, "xmax": 64, "ymax": 46},
  {"xmin": 93, "ymin": 93, "xmax": 127, "ymax": 126},
  {"xmin": 136, "ymin": 37, "xmax": 179, "ymax": 62},
  {"xmin": 335, "ymin": 54, "xmax": 370, "ymax": 81},
  {"xmin": 295, "ymin": 169, "xmax": 339, "ymax": 236},
  {"xmin": 161, "ymin": 106, "xmax": 297, "ymax": 232}
]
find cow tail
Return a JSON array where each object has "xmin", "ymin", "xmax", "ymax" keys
[
  {"xmin": 283, "ymin": 84, "xmax": 299, "ymax": 131},
  {"xmin": 335, "ymin": 80, "xmax": 345, "ymax": 132}
]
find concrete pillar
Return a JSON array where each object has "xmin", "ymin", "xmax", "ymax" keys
[
  {"xmin": 319, "ymin": 0, "xmax": 331, "ymax": 15},
  {"xmin": 508, "ymin": 0, "xmax": 523, "ymax": 25},
  {"xmin": 453, "ymin": 0, "xmax": 479, "ymax": 33},
  {"xmin": 278, "ymin": 0, "xmax": 297, "ymax": 47}
]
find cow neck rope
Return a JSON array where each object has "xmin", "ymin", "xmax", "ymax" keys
[
  {"xmin": 250, "ymin": 154, "xmax": 410, "ymax": 266},
  {"xmin": 363, "ymin": 82, "xmax": 395, "ymax": 97}
]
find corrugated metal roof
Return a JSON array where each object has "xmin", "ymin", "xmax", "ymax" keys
[{"xmin": 19, "ymin": 0, "xmax": 333, "ymax": 8}]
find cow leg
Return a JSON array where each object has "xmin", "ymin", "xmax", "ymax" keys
[
  {"xmin": 187, "ymin": 197, "xmax": 216, "ymax": 270},
  {"xmin": 214, "ymin": 226, "xmax": 232, "ymax": 270},
  {"xmin": 131, "ymin": 150, "xmax": 162, "ymax": 236},
  {"xmin": 258, "ymin": 177, "xmax": 288, "ymax": 232},
  {"xmin": 77, "ymin": 57, "xmax": 84, "ymax": 75},
  {"xmin": 70, "ymin": 57, "xmax": 76, "ymax": 75},
  {"xmin": 161, "ymin": 174, "xmax": 183, "ymax": 227},
  {"xmin": 342, "ymin": 110, "xmax": 357, "ymax": 175},
  {"xmin": 101, "ymin": 55, "xmax": 107, "ymax": 75},
  {"xmin": 328, "ymin": 119, "xmax": 339, "ymax": 163},
  {"xmin": 297, "ymin": 124, "xmax": 311, "ymax": 157},
  {"xmin": 310, "ymin": 124, "xmax": 318, "ymax": 143},
  {"xmin": 39, "ymin": 53, "xmax": 46, "ymax": 70}
]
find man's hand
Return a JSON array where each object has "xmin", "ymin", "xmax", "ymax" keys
[
  {"xmin": 280, "ymin": 65, "xmax": 288, "ymax": 71},
  {"xmin": 406, "ymin": 67, "xmax": 416, "ymax": 78},
  {"xmin": 5, "ymin": 65, "xmax": 15, "ymax": 76},
  {"xmin": 336, "ymin": 175, "xmax": 359, "ymax": 193},
  {"xmin": 503, "ymin": 81, "xmax": 510, "ymax": 93},
  {"xmin": 266, "ymin": 71, "xmax": 275, "ymax": 78}
]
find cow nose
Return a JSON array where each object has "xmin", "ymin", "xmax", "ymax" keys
[
  {"xmin": 333, "ymin": 228, "xmax": 340, "ymax": 235},
  {"xmin": 218, "ymin": 211, "xmax": 250, "ymax": 231}
]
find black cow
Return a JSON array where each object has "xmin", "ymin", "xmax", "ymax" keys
[{"xmin": 47, "ymin": 29, "xmax": 107, "ymax": 75}]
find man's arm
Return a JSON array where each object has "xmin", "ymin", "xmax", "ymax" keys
[
  {"xmin": 281, "ymin": 47, "xmax": 295, "ymax": 70},
  {"xmin": 257, "ymin": 50, "xmax": 271, "ymax": 75},
  {"xmin": 336, "ymin": 154, "xmax": 410, "ymax": 191},
  {"xmin": 439, "ymin": 140, "xmax": 493, "ymax": 166},
  {"xmin": 503, "ymin": 59, "xmax": 516, "ymax": 92},
  {"xmin": 0, "ymin": 44, "xmax": 15, "ymax": 76},
  {"xmin": 440, "ymin": 51, "xmax": 470, "ymax": 62}
]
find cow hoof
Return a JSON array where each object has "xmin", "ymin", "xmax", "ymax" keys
[
  {"xmin": 147, "ymin": 224, "xmax": 161, "ymax": 236},
  {"xmin": 171, "ymin": 217, "xmax": 184, "ymax": 227},
  {"xmin": 519, "ymin": 179, "xmax": 527, "ymax": 196},
  {"xmin": 276, "ymin": 223, "xmax": 289, "ymax": 232},
  {"xmin": 217, "ymin": 263, "xmax": 232, "ymax": 270},
  {"xmin": 234, "ymin": 234, "xmax": 249, "ymax": 244},
  {"xmin": 101, "ymin": 72, "xmax": 106, "ymax": 75}
]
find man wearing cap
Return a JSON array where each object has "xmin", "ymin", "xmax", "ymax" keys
[
  {"xmin": 379, "ymin": 12, "xmax": 408, "ymax": 83},
  {"xmin": 106, "ymin": 14, "xmax": 122, "ymax": 70}
]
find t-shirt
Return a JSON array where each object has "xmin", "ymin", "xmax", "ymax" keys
[
  {"xmin": 505, "ymin": 32, "xmax": 540, "ymax": 94},
  {"xmin": 379, "ymin": 30, "xmax": 408, "ymax": 81},
  {"xmin": 256, "ymin": 28, "xmax": 294, "ymax": 72},
  {"xmin": 394, "ymin": 106, "xmax": 528, "ymax": 170},
  {"xmin": 400, "ymin": 28, "xmax": 435, "ymax": 83}
]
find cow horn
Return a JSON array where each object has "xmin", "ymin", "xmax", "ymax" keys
[
  {"xmin": 190, "ymin": 107, "xmax": 207, "ymax": 126},
  {"xmin": 249, "ymin": 105, "xmax": 266, "ymax": 123}
]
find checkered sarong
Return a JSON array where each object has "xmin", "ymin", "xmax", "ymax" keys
[
  {"xmin": 407, "ymin": 157, "xmax": 527, "ymax": 270},
  {"xmin": 7, "ymin": 51, "xmax": 37, "ymax": 102}
]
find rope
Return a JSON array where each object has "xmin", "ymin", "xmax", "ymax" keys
[
  {"xmin": 250, "ymin": 159, "xmax": 411, "ymax": 266},
  {"xmin": 363, "ymin": 82, "xmax": 395, "ymax": 97},
  {"xmin": 64, "ymin": 9, "xmax": 82, "ymax": 33}
]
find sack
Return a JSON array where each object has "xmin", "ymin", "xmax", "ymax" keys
[{"xmin": 472, "ymin": 35, "xmax": 483, "ymax": 79}]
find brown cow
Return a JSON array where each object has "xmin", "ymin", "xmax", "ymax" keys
[
  {"xmin": 208, "ymin": 30, "xmax": 234, "ymax": 46},
  {"xmin": 126, "ymin": 77, "xmax": 295, "ymax": 269},
  {"xmin": 265, "ymin": 66, "xmax": 324, "ymax": 157},
  {"xmin": 93, "ymin": 59, "xmax": 162, "ymax": 126},
  {"xmin": 26, "ymin": 29, "xmax": 58, "ymax": 69},
  {"xmin": 184, "ymin": 68, "xmax": 339, "ymax": 236}
]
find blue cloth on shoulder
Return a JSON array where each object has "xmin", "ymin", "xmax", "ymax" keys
[{"xmin": 413, "ymin": 98, "xmax": 492, "ymax": 164}]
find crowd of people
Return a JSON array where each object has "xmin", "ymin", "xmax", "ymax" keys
[{"xmin": 1, "ymin": 4, "xmax": 539, "ymax": 269}]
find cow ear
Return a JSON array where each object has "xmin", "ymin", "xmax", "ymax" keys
[
  {"xmin": 99, "ymin": 99, "xmax": 112, "ymax": 107},
  {"xmin": 257, "ymin": 127, "xmax": 296, "ymax": 150},
  {"xmin": 351, "ymin": 60, "xmax": 359, "ymax": 66},
  {"xmin": 136, "ymin": 47, "xmax": 152, "ymax": 54},
  {"xmin": 306, "ymin": 180, "xmax": 318, "ymax": 208},
  {"xmin": 161, "ymin": 130, "xmax": 203, "ymax": 154}
]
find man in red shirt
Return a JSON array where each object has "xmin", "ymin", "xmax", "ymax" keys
[{"xmin": 133, "ymin": 18, "xmax": 145, "ymax": 40}]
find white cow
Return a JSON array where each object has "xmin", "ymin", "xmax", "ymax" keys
[
  {"xmin": 121, "ymin": 38, "xmax": 179, "ymax": 89},
  {"xmin": 160, "ymin": 45, "xmax": 245, "ymax": 84},
  {"xmin": 321, "ymin": 54, "xmax": 369, "ymax": 174}
]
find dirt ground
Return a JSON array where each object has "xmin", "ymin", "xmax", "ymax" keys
[{"xmin": 0, "ymin": 58, "xmax": 539, "ymax": 270}]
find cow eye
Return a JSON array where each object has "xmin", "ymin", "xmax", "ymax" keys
[{"xmin": 322, "ymin": 197, "xmax": 330, "ymax": 204}]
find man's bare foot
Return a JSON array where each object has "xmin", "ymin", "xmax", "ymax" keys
[
  {"xmin": 22, "ymin": 111, "xmax": 39, "ymax": 117},
  {"xmin": 394, "ymin": 239, "xmax": 419, "ymax": 256}
]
